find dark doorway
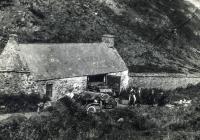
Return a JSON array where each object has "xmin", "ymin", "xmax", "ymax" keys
[
  {"xmin": 46, "ymin": 84, "xmax": 53, "ymax": 98},
  {"xmin": 107, "ymin": 75, "xmax": 121, "ymax": 94},
  {"xmin": 87, "ymin": 74, "xmax": 106, "ymax": 91},
  {"xmin": 87, "ymin": 74, "xmax": 106, "ymax": 83}
]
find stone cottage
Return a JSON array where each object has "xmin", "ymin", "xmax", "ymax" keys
[{"xmin": 0, "ymin": 34, "xmax": 129, "ymax": 100}]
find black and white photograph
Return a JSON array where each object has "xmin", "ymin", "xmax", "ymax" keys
[{"xmin": 0, "ymin": 0, "xmax": 200, "ymax": 139}]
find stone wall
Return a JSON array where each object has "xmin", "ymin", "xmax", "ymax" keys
[
  {"xmin": 129, "ymin": 73, "xmax": 200, "ymax": 90},
  {"xmin": 0, "ymin": 72, "xmax": 35, "ymax": 94},
  {"xmin": 36, "ymin": 76, "xmax": 87, "ymax": 100},
  {"xmin": 108, "ymin": 70, "xmax": 129, "ymax": 90},
  {"xmin": 0, "ymin": 71, "xmax": 129, "ymax": 100}
]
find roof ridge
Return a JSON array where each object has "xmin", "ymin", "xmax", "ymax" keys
[{"xmin": 19, "ymin": 42, "xmax": 104, "ymax": 45}]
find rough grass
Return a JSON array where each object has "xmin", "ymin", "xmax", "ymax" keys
[
  {"xmin": 0, "ymin": 84, "xmax": 200, "ymax": 140},
  {"xmin": 0, "ymin": 83, "xmax": 200, "ymax": 139}
]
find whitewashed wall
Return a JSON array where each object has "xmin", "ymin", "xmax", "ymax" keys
[
  {"xmin": 36, "ymin": 76, "xmax": 87, "ymax": 100},
  {"xmin": 108, "ymin": 70, "xmax": 129, "ymax": 90}
]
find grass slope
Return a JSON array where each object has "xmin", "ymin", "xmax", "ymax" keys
[
  {"xmin": 1, "ymin": 84, "xmax": 200, "ymax": 140},
  {"xmin": 0, "ymin": 0, "xmax": 200, "ymax": 73}
]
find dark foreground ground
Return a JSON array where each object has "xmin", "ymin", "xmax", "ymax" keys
[{"xmin": 0, "ymin": 84, "xmax": 200, "ymax": 140}]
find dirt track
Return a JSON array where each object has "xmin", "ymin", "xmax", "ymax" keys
[{"xmin": 0, "ymin": 112, "xmax": 49, "ymax": 121}]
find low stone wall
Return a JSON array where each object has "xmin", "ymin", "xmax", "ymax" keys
[{"xmin": 129, "ymin": 73, "xmax": 200, "ymax": 90}]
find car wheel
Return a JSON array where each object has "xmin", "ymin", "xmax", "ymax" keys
[
  {"xmin": 87, "ymin": 105, "xmax": 97, "ymax": 114},
  {"xmin": 86, "ymin": 105, "xmax": 101, "ymax": 114}
]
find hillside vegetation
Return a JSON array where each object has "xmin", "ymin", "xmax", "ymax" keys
[
  {"xmin": 1, "ymin": 0, "xmax": 200, "ymax": 73},
  {"xmin": 1, "ymin": 84, "xmax": 200, "ymax": 140}
]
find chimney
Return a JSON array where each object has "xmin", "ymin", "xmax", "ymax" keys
[
  {"xmin": 9, "ymin": 34, "xmax": 18, "ymax": 43},
  {"xmin": 102, "ymin": 34, "xmax": 115, "ymax": 48},
  {"xmin": 7, "ymin": 34, "xmax": 19, "ymax": 51}
]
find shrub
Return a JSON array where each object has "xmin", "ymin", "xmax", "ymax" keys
[
  {"xmin": 0, "ymin": 114, "xmax": 27, "ymax": 140},
  {"xmin": 0, "ymin": 92, "xmax": 50, "ymax": 113}
]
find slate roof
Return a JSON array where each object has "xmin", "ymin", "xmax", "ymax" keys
[{"xmin": 18, "ymin": 43, "xmax": 127, "ymax": 80}]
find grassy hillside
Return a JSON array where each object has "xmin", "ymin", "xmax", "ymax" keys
[
  {"xmin": 1, "ymin": 86, "xmax": 200, "ymax": 140},
  {"xmin": 1, "ymin": 0, "xmax": 200, "ymax": 73}
]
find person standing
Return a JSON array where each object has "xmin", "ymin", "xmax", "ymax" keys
[
  {"xmin": 129, "ymin": 88, "xmax": 136, "ymax": 106},
  {"xmin": 158, "ymin": 92, "xmax": 165, "ymax": 106},
  {"xmin": 149, "ymin": 89, "xmax": 155, "ymax": 106},
  {"xmin": 136, "ymin": 87, "xmax": 142, "ymax": 106},
  {"xmin": 37, "ymin": 102, "xmax": 44, "ymax": 114}
]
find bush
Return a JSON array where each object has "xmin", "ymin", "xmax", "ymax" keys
[
  {"xmin": 0, "ymin": 92, "xmax": 50, "ymax": 113},
  {"xmin": 14, "ymin": 96, "xmax": 96, "ymax": 140},
  {"xmin": 0, "ymin": 114, "xmax": 27, "ymax": 140},
  {"xmin": 167, "ymin": 82, "xmax": 200, "ymax": 103}
]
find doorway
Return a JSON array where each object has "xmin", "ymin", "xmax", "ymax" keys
[
  {"xmin": 107, "ymin": 75, "xmax": 121, "ymax": 94},
  {"xmin": 87, "ymin": 74, "xmax": 106, "ymax": 91}
]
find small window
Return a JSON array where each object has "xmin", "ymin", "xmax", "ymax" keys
[{"xmin": 46, "ymin": 84, "xmax": 53, "ymax": 97}]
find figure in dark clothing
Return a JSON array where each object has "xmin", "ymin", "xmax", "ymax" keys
[
  {"xmin": 129, "ymin": 88, "xmax": 136, "ymax": 106},
  {"xmin": 149, "ymin": 89, "xmax": 155, "ymax": 106},
  {"xmin": 158, "ymin": 92, "xmax": 166, "ymax": 106},
  {"xmin": 136, "ymin": 87, "xmax": 142, "ymax": 106},
  {"xmin": 37, "ymin": 102, "xmax": 44, "ymax": 113}
]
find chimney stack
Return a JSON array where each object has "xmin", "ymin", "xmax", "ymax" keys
[
  {"xmin": 7, "ymin": 34, "xmax": 19, "ymax": 51},
  {"xmin": 102, "ymin": 34, "xmax": 115, "ymax": 48},
  {"xmin": 9, "ymin": 34, "xmax": 18, "ymax": 42}
]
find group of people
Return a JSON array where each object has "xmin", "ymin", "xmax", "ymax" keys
[{"xmin": 128, "ymin": 87, "xmax": 167, "ymax": 106}]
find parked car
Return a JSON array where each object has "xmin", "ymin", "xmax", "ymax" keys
[
  {"xmin": 87, "ymin": 82, "xmax": 116, "ymax": 97},
  {"xmin": 73, "ymin": 91, "xmax": 117, "ymax": 113}
]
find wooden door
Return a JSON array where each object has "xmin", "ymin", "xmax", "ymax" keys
[{"xmin": 46, "ymin": 84, "xmax": 53, "ymax": 98}]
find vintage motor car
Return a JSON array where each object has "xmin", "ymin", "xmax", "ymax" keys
[{"xmin": 73, "ymin": 91, "xmax": 117, "ymax": 113}]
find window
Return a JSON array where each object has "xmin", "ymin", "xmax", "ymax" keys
[{"xmin": 46, "ymin": 84, "xmax": 53, "ymax": 97}]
